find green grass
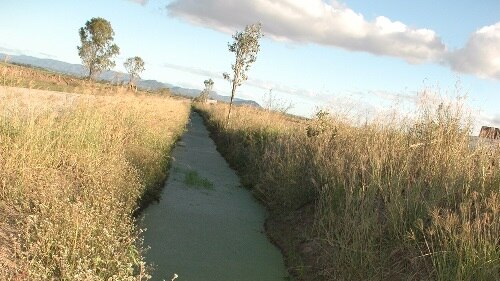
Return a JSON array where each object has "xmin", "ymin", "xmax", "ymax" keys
[{"xmin": 184, "ymin": 170, "xmax": 214, "ymax": 190}]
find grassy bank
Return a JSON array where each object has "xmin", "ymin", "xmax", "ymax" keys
[
  {"xmin": 195, "ymin": 101, "xmax": 499, "ymax": 281},
  {"xmin": 0, "ymin": 85, "xmax": 190, "ymax": 279}
]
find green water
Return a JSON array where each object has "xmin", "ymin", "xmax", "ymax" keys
[{"xmin": 141, "ymin": 113, "xmax": 290, "ymax": 281}]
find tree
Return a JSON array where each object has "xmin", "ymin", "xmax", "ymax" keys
[
  {"xmin": 77, "ymin": 17, "xmax": 120, "ymax": 80},
  {"xmin": 195, "ymin": 78, "xmax": 214, "ymax": 103},
  {"xmin": 223, "ymin": 23, "xmax": 263, "ymax": 122},
  {"xmin": 124, "ymin": 56, "xmax": 145, "ymax": 85}
]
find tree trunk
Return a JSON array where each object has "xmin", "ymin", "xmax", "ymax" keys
[
  {"xmin": 87, "ymin": 68, "xmax": 93, "ymax": 80},
  {"xmin": 226, "ymin": 81, "xmax": 237, "ymax": 124},
  {"xmin": 129, "ymin": 74, "xmax": 135, "ymax": 86}
]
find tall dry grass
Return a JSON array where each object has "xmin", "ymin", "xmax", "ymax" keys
[
  {"xmin": 0, "ymin": 85, "xmax": 190, "ymax": 280},
  {"xmin": 195, "ymin": 96, "xmax": 500, "ymax": 280}
]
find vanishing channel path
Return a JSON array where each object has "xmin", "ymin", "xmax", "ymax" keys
[{"xmin": 141, "ymin": 112, "xmax": 290, "ymax": 281}]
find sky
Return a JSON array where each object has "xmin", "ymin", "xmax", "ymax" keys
[{"xmin": 0, "ymin": 0, "xmax": 499, "ymax": 132}]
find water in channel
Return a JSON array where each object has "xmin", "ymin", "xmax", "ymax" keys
[{"xmin": 141, "ymin": 112, "xmax": 290, "ymax": 281}]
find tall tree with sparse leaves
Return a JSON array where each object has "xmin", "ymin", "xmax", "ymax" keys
[
  {"xmin": 124, "ymin": 56, "xmax": 145, "ymax": 85},
  {"xmin": 223, "ymin": 23, "xmax": 263, "ymax": 122},
  {"xmin": 204, "ymin": 78, "xmax": 214, "ymax": 93},
  {"xmin": 77, "ymin": 17, "xmax": 120, "ymax": 80},
  {"xmin": 195, "ymin": 78, "xmax": 214, "ymax": 103}
]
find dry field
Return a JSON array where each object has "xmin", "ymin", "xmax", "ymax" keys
[
  {"xmin": 0, "ymin": 62, "xmax": 171, "ymax": 97},
  {"xmin": 0, "ymin": 84, "xmax": 190, "ymax": 280},
  {"xmin": 195, "ymin": 100, "xmax": 500, "ymax": 281}
]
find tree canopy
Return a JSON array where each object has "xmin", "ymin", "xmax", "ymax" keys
[
  {"xmin": 77, "ymin": 17, "xmax": 120, "ymax": 80},
  {"xmin": 124, "ymin": 56, "xmax": 145, "ymax": 85},
  {"xmin": 223, "ymin": 23, "xmax": 263, "ymax": 122},
  {"xmin": 195, "ymin": 78, "xmax": 214, "ymax": 103}
]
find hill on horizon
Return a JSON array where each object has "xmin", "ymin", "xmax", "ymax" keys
[{"xmin": 0, "ymin": 52, "xmax": 260, "ymax": 107}]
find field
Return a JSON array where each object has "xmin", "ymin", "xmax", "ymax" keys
[
  {"xmin": 195, "ymin": 101, "xmax": 500, "ymax": 281},
  {"xmin": 0, "ymin": 64, "xmax": 191, "ymax": 279},
  {"xmin": 1, "ymin": 60, "xmax": 499, "ymax": 280},
  {"xmin": 0, "ymin": 62, "xmax": 173, "ymax": 97}
]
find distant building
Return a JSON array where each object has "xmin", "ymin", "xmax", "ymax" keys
[
  {"xmin": 206, "ymin": 99, "xmax": 217, "ymax": 105},
  {"xmin": 479, "ymin": 126, "xmax": 500, "ymax": 140}
]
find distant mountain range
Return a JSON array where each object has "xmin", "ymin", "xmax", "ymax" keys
[{"xmin": 0, "ymin": 53, "xmax": 260, "ymax": 107}]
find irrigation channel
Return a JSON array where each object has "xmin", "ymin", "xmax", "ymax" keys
[{"xmin": 141, "ymin": 112, "xmax": 290, "ymax": 281}]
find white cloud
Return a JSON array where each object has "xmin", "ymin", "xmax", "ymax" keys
[
  {"xmin": 163, "ymin": 62, "xmax": 221, "ymax": 78},
  {"xmin": 447, "ymin": 22, "xmax": 500, "ymax": 80},
  {"xmin": 128, "ymin": 0, "xmax": 148, "ymax": 5},
  {"xmin": 348, "ymin": 89, "xmax": 417, "ymax": 104},
  {"xmin": 477, "ymin": 111, "xmax": 500, "ymax": 130},
  {"xmin": 167, "ymin": 0, "xmax": 446, "ymax": 63},
  {"xmin": 0, "ymin": 46, "xmax": 58, "ymax": 59},
  {"xmin": 162, "ymin": 62, "xmax": 322, "ymax": 98},
  {"xmin": 246, "ymin": 77, "xmax": 319, "ymax": 98},
  {"xmin": 167, "ymin": 0, "xmax": 500, "ymax": 80}
]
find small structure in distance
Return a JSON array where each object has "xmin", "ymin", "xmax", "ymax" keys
[{"xmin": 479, "ymin": 126, "xmax": 500, "ymax": 140}]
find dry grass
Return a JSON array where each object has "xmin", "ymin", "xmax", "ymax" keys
[
  {"xmin": 0, "ymin": 62, "xmax": 173, "ymax": 97},
  {"xmin": 0, "ymin": 76, "xmax": 190, "ymax": 279},
  {"xmin": 195, "ymin": 97, "xmax": 500, "ymax": 281}
]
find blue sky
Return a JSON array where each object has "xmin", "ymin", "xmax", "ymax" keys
[{"xmin": 0, "ymin": 0, "xmax": 498, "ymax": 132}]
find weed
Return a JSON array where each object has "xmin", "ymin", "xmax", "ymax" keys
[
  {"xmin": 184, "ymin": 170, "xmax": 214, "ymax": 190},
  {"xmin": 0, "ymin": 65, "xmax": 191, "ymax": 280},
  {"xmin": 194, "ymin": 95, "xmax": 500, "ymax": 281}
]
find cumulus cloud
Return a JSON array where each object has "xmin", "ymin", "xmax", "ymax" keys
[
  {"xmin": 447, "ymin": 22, "xmax": 500, "ymax": 80},
  {"xmin": 167, "ymin": 0, "xmax": 446, "ymax": 63}
]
